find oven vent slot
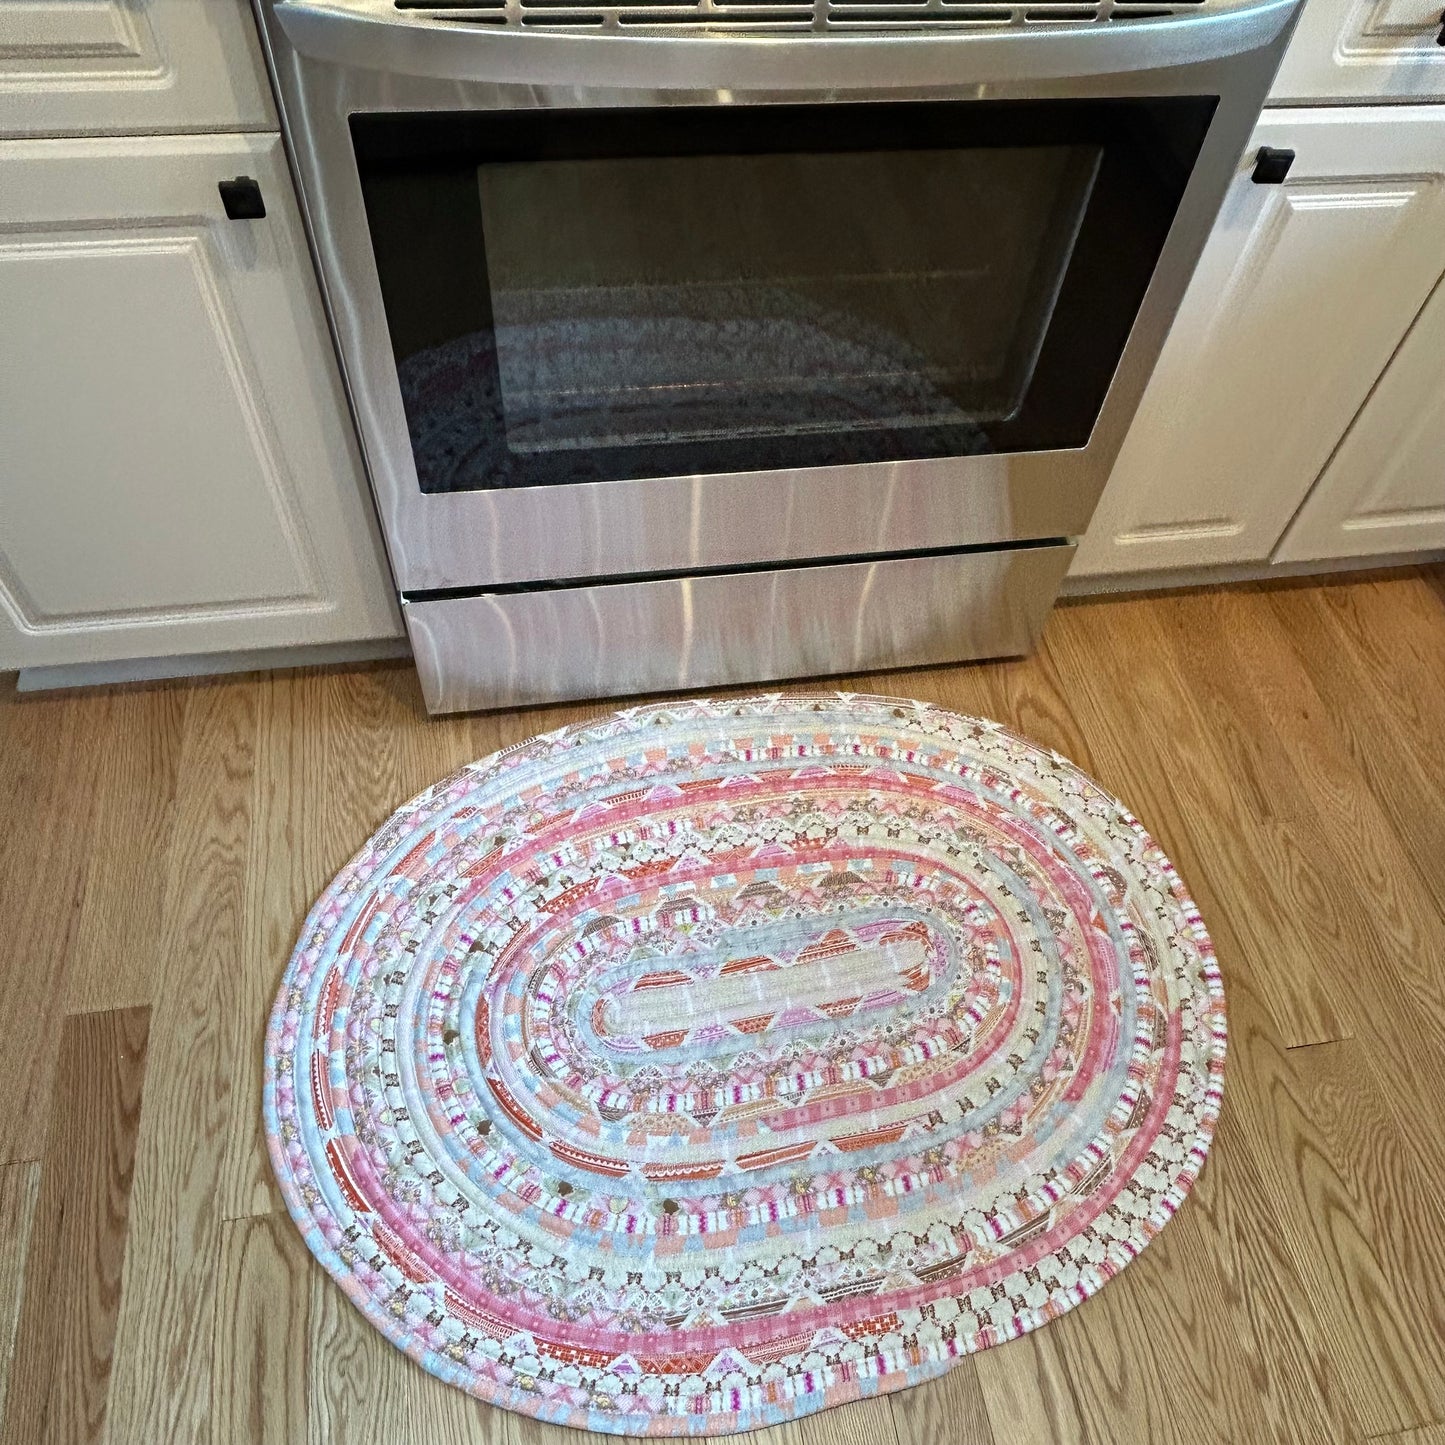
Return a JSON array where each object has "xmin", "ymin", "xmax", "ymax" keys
[{"xmin": 394, "ymin": 0, "xmax": 1216, "ymax": 33}]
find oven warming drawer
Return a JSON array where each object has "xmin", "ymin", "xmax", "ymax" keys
[{"xmin": 404, "ymin": 543, "xmax": 1073, "ymax": 713}]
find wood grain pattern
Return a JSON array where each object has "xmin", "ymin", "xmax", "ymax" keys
[
  {"xmin": 0, "ymin": 1008, "xmax": 149, "ymax": 1445},
  {"xmin": 1215, "ymin": 969, "xmax": 1444, "ymax": 1436},
  {"xmin": 0, "ymin": 688, "xmax": 107, "ymax": 1161},
  {"xmin": 211, "ymin": 1214, "xmax": 313, "ymax": 1445},
  {"xmin": 1267, "ymin": 574, "xmax": 1445, "ymax": 922},
  {"xmin": 0, "ymin": 1163, "xmax": 40, "ymax": 1429},
  {"xmin": 1045, "ymin": 595, "xmax": 1355, "ymax": 1049},
  {"xmin": 973, "ymin": 1328, "xmax": 1088, "ymax": 1445},
  {"xmin": 743, "ymin": 1396, "xmax": 901, "ymax": 1445},
  {"xmin": 1154, "ymin": 587, "xmax": 1445, "ymax": 1055},
  {"xmin": 1147, "ymin": 587, "xmax": 1445, "ymax": 1247},
  {"xmin": 103, "ymin": 681, "xmax": 258, "ymax": 1445},
  {"xmin": 1044, "ymin": 1133, "xmax": 1349, "ymax": 1445},
  {"xmin": 1293, "ymin": 1040, "xmax": 1445, "ymax": 1422},
  {"xmin": 66, "ymin": 686, "xmax": 186, "ymax": 1014},
  {"xmin": 889, "ymin": 1357, "xmax": 995, "ymax": 1445},
  {"xmin": 1374, "ymin": 1426, "xmax": 1445, "ymax": 1445},
  {"xmin": 3, "ymin": 567, "xmax": 1445, "ymax": 1444}
]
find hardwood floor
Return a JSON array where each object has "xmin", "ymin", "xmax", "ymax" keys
[
  {"xmin": 2, "ymin": 565, "xmax": 1444, "ymax": 1445},
  {"xmin": 2, "ymin": 1009, "xmax": 149, "ymax": 1445}
]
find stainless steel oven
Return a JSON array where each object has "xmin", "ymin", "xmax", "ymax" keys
[{"xmin": 255, "ymin": 0, "xmax": 1298, "ymax": 711}]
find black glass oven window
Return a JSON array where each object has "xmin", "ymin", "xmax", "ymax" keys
[{"xmin": 352, "ymin": 99, "xmax": 1216, "ymax": 493}]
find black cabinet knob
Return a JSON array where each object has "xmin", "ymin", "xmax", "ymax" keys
[
  {"xmin": 1252, "ymin": 147, "xmax": 1296, "ymax": 185},
  {"xmin": 219, "ymin": 176, "xmax": 266, "ymax": 220}
]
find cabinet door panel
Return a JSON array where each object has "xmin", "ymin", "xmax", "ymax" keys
[
  {"xmin": 1276, "ymin": 273, "xmax": 1445, "ymax": 560},
  {"xmin": 0, "ymin": 0, "xmax": 273, "ymax": 137},
  {"xmin": 1271, "ymin": 0, "xmax": 1445, "ymax": 104},
  {"xmin": 1072, "ymin": 108, "xmax": 1445, "ymax": 578},
  {"xmin": 2, "ymin": 238, "xmax": 315, "ymax": 621},
  {"xmin": 0, "ymin": 134, "xmax": 400, "ymax": 668}
]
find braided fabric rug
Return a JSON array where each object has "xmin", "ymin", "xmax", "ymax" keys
[{"xmin": 265, "ymin": 693, "xmax": 1224, "ymax": 1436}]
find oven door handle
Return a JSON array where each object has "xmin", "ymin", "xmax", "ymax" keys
[{"xmin": 274, "ymin": 0, "xmax": 1300, "ymax": 92}]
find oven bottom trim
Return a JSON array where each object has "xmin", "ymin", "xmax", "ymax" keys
[{"xmin": 403, "ymin": 542, "xmax": 1074, "ymax": 713}]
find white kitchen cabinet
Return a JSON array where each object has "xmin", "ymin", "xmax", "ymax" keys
[
  {"xmin": 1270, "ymin": 0, "xmax": 1445, "ymax": 105},
  {"xmin": 1275, "ymin": 271, "xmax": 1445, "ymax": 560},
  {"xmin": 1073, "ymin": 107, "xmax": 1445, "ymax": 579},
  {"xmin": 0, "ymin": 0, "xmax": 274, "ymax": 138},
  {"xmin": 0, "ymin": 132, "xmax": 402, "ymax": 670}
]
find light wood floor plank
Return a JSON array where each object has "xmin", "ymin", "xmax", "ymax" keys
[
  {"xmin": 1266, "ymin": 576, "xmax": 1445, "ymax": 923},
  {"xmin": 0, "ymin": 1008, "xmax": 150, "ymax": 1445},
  {"xmin": 1155, "ymin": 586, "xmax": 1445, "ymax": 1044},
  {"xmin": 103, "ymin": 681, "xmax": 258, "ymax": 1445},
  {"xmin": 889, "ymin": 1357, "xmax": 995, "ymax": 1445},
  {"xmin": 799, "ymin": 1397, "xmax": 900, "ymax": 1445},
  {"xmin": 1038, "ymin": 1151, "xmax": 1330, "ymax": 1445},
  {"xmin": 0, "ymin": 691, "xmax": 107, "ymax": 1161},
  {"xmin": 1143, "ymin": 1135, "xmax": 1354, "ymax": 1445},
  {"xmin": 1082, "ymin": 583, "xmax": 1445, "ymax": 1435},
  {"xmin": 846, "ymin": 622, "xmax": 1354, "ymax": 1445},
  {"xmin": 1279, "ymin": 1038, "xmax": 1445, "ymax": 1429},
  {"xmin": 496, "ymin": 1405, "xmax": 641, "ymax": 1445},
  {"xmin": 1032, "ymin": 1294, "xmax": 1196, "ymax": 1445},
  {"xmin": 1044, "ymin": 597, "xmax": 1353, "ymax": 1048},
  {"xmin": 973, "ymin": 1327, "xmax": 1089, "ymax": 1445},
  {"xmin": 1000, "ymin": 608, "xmax": 1361, "ymax": 1445},
  {"xmin": 211, "ymin": 1214, "xmax": 313, "ymax": 1445},
  {"xmin": 65, "ymin": 687, "xmax": 187, "ymax": 1013},
  {"xmin": 0, "ymin": 1163, "xmax": 40, "ymax": 1430},
  {"xmin": 947, "ymin": 628, "xmax": 1102, "ymax": 772},
  {"xmin": 223, "ymin": 672, "xmax": 309, "ymax": 1223},
  {"xmin": 1146, "ymin": 588, "xmax": 1445, "ymax": 1188},
  {"xmin": 1218, "ymin": 971, "xmax": 1442, "ymax": 1436}
]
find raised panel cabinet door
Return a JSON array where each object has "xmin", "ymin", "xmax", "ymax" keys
[
  {"xmin": 1270, "ymin": 0, "xmax": 1445, "ymax": 104},
  {"xmin": 0, "ymin": 133, "xmax": 401, "ymax": 669},
  {"xmin": 1275, "ymin": 271, "xmax": 1445, "ymax": 560},
  {"xmin": 0, "ymin": 0, "xmax": 274, "ymax": 138},
  {"xmin": 1071, "ymin": 107, "xmax": 1445, "ymax": 580}
]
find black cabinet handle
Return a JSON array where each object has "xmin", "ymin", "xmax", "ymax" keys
[
  {"xmin": 1252, "ymin": 147, "xmax": 1295, "ymax": 185},
  {"xmin": 219, "ymin": 176, "xmax": 266, "ymax": 220}
]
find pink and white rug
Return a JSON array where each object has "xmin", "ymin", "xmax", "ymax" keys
[{"xmin": 265, "ymin": 693, "xmax": 1224, "ymax": 1435}]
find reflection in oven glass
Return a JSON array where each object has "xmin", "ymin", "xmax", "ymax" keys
[
  {"xmin": 353, "ymin": 99, "xmax": 1218, "ymax": 492},
  {"xmin": 473, "ymin": 148, "xmax": 1099, "ymax": 468}
]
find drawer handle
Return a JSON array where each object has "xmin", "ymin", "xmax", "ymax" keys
[
  {"xmin": 219, "ymin": 177, "xmax": 266, "ymax": 221},
  {"xmin": 1252, "ymin": 147, "xmax": 1295, "ymax": 185}
]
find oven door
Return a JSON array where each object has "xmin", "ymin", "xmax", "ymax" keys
[{"xmin": 264, "ymin": 1, "xmax": 1299, "ymax": 592}]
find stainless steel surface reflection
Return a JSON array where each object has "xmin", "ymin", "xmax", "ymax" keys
[{"xmin": 405, "ymin": 544, "xmax": 1074, "ymax": 711}]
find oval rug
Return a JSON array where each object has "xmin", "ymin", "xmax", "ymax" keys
[{"xmin": 265, "ymin": 692, "xmax": 1224, "ymax": 1436}]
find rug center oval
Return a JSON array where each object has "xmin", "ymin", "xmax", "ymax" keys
[
  {"xmin": 593, "ymin": 913, "xmax": 952, "ymax": 1048},
  {"xmin": 472, "ymin": 895, "xmax": 1029, "ymax": 1186}
]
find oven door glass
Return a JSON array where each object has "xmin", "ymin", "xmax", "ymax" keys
[{"xmin": 352, "ymin": 98, "xmax": 1216, "ymax": 494}]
